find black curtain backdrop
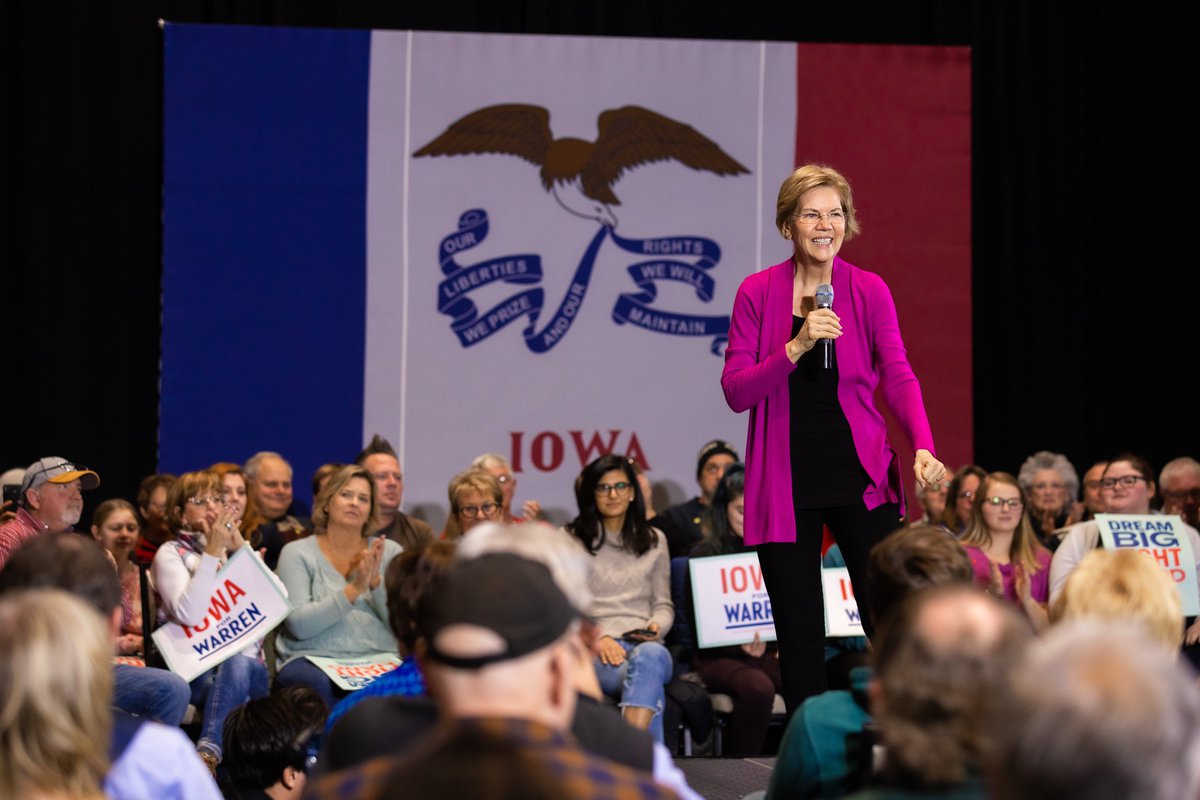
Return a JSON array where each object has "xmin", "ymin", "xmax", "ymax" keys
[{"xmin": 2, "ymin": 1, "xmax": 1192, "ymax": 515}]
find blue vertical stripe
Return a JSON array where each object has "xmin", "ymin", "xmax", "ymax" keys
[{"xmin": 162, "ymin": 24, "xmax": 370, "ymax": 504}]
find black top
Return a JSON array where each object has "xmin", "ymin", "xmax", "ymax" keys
[{"xmin": 789, "ymin": 315, "xmax": 869, "ymax": 509}]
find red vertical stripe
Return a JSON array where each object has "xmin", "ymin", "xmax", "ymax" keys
[{"xmin": 795, "ymin": 43, "xmax": 973, "ymax": 515}]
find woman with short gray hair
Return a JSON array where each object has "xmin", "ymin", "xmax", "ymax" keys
[{"xmin": 1018, "ymin": 451, "xmax": 1080, "ymax": 546}]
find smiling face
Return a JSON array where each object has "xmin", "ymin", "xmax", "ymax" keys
[
  {"xmin": 784, "ymin": 186, "xmax": 845, "ymax": 269},
  {"xmin": 251, "ymin": 457, "xmax": 293, "ymax": 520},
  {"xmin": 980, "ymin": 478, "xmax": 1024, "ymax": 536},
  {"xmin": 327, "ymin": 476, "xmax": 373, "ymax": 530},
  {"xmin": 92, "ymin": 508, "xmax": 139, "ymax": 559},
  {"xmin": 1100, "ymin": 460, "xmax": 1154, "ymax": 514}
]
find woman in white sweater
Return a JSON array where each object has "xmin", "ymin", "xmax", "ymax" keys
[
  {"xmin": 565, "ymin": 454, "xmax": 674, "ymax": 743},
  {"xmin": 152, "ymin": 469, "xmax": 274, "ymax": 772}
]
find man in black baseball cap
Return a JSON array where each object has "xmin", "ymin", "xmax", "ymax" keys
[
  {"xmin": 0, "ymin": 456, "xmax": 100, "ymax": 571},
  {"xmin": 309, "ymin": 552, "xmax": 679, "ymax": 799},
  {"xmin": 656, "ymin": 439, "xmax": 739, "ymax": 557}
]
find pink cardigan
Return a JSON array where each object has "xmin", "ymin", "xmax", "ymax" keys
[{"xmin": 721, "ymin": 256, "xmax": 936, "ymax": 545}]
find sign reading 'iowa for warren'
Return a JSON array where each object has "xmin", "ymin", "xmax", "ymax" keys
[{"xmin": 152, "ymin": 548, "xmax": 291, "ymax": 682}]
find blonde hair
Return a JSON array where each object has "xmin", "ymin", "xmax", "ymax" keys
[
  {"xmin": 960, "ymin": 472, "xmax": 1047, "ymax": 574},
  {"xmin": 0, "ymin": 589, "xmax": 112, "ymax": 798},
  {"xmin": 775, "ymin": 164, "xmax": 861, "ymax": 239},
  {"xmin": 444, "ymin": 469, "xmax": 503, "ymax": 540},
  {"xmin": 166, "ymin": 469, "xmax": 223, "ymax": 535},
  {"xmin": 1052, "ymin": 549, "xmax": 1183, "ymax": 652},
  {"xmin": 312, "ymin": 465, "xmax": 379, "ymax": 537}
]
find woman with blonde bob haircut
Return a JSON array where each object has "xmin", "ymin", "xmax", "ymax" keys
[
  {"xmin": 0, "ymin": 588, "xmax": 112, "ymax": 800},
  {"xmin": 443, "ymin": 468, "xmax": 503, "ymax": 540},
  {"xmin": 1052, "ymin": 548, "xmax": 1182, "ymax": 652},
  {"xmin": 275, "ymin": 465, "xmax": 400, "ymax": 708}
]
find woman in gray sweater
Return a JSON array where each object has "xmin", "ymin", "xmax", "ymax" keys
[{"xmin": 565, "ymin": 454, "xmax": 674, "ymax": 744}]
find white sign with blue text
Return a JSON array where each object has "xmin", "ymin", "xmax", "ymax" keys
[
  {"xmin": 822, "ymin": 567, "xmax": 865, "ymax": 637},
  {"xmin": 152, "ymin": 547, "xmax": 292, "ymax": 682},
  {"xmin": 1096, "ymin": 513, "xmax": 1199, "ymax": 616},
  {"xmin": 690, "ymin": 552, "xmax": 776, "ymax": 648}
]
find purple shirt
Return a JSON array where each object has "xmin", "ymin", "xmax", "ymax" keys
[
  {"xmin": 964, "ymin": 545, "xmax": 1052, "ymax": 605},
  {"xmin": 721, "ymin": 256, "xmax": 936, "ymax": 545}
]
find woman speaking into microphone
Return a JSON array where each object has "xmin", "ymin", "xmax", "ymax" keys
[{"xmin": 721, "ymin": 164, "xmax": 945, "ymax": 711}]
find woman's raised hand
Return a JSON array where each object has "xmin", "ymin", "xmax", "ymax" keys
[
  {"xmin": 203, "ymin": 508, "xmax": 240, "ymax": 556},
  {"xmin": 348, "ymin": 537, "xmax": 386, "ymax": 597}
]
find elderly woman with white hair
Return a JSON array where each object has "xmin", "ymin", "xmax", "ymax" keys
[{"xmin": 1018, "ymin": 451, "xmax": 1081, "ymax": 548}]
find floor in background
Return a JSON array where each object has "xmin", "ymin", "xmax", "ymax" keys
[{"xmin": 677, "ymin": 756, "xmax": 774, "ymax": 799}]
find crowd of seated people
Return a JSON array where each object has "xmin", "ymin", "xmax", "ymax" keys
[{"xmin": 1, "ymin": 442, "xmax": 1198, "ymax": 799}]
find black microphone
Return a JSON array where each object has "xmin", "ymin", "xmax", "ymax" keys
[{"xmin": 816, "ymin": 283, "xmax": 834, "ymax": 369}]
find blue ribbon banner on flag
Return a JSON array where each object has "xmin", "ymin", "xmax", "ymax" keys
[{"xmin": 436, "ymin": 209, "xmax": 730, "ymax": 354}]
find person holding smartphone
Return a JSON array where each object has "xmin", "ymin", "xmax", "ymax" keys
[{"xmin": 564, "ymin": 454, "xmax": 674, "ymax": 743}]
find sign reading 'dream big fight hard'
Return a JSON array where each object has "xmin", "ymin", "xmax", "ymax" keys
[
  {"xmin": 152, "ymin": 548, "xmax": 292, "ymax": 682},
  {"xmin": 1096, "ymin": 514, "xmax": 1199, "ymax": 616}
]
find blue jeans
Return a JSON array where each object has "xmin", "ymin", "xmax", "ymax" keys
[
  {"xmin": 112, "ymin": 663, "xmax": 191, "ymax": 727},
  {"xmin": 594, "ymin": 640, "xmax": 673, "ymax": 743},
  {"xmin": 275, "ymin": 656, "xmax": 343, "ymax": 710},
  {"xmin": 190, "ymin": 654, "xmax": 269, "ymax": 758}
]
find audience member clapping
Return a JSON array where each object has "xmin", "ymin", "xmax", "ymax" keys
[
  {"xmin": 153, "ymin": 469, "xmax": 274, "ymax": 771},
  {"xmin": 1017, "ymin": 450, "xmax": 1081, "ymax": 545},
  {"xmin": 321, "ymin": 540, "xmax": 457, "ymax": 738},
  {"xmin": 274, "ymin": 465, "xmax": 400, "ymax": 708},
  {"xmin": 959, "ymin": 471, "xmax": 1051, "ymax": 630},
  {"xmin": 210, "ymin": 461, "xmax": 261, "ymax": 549}
]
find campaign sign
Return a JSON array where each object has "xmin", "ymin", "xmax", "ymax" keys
[
  {"xmin": 823, "ymin": 567, "xmax": 865, "ymax": 637},
  {"xmin": 152, "ymin": 548, "xmax": 292, "ymax": 682},
  {"xmin": 1096, "ymin": 514, "xmax": 1199, "ymax": 616},
  {"xmin": 305, "ymin": 653, "xmax": 402, "ymax": 691},
  {"xmin": 689, "ymin": 552, "xmax": 776, "ymax": 648}
]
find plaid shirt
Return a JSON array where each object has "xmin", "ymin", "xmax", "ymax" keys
[{"xmin": 307, "ymin": 716, "xmax": 679, "ymax": 800}]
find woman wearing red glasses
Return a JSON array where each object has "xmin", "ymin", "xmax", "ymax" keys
[{"xmin": 959, "ymin": 471, "xmax": 1051, "ymax": 630}]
